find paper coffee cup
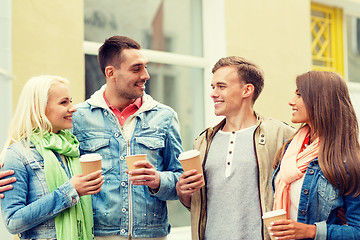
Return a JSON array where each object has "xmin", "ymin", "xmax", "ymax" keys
[
  {"xmin": 262, "ymin": 209, "xmax": 287, "ymax": 240},
  {"xmin": 79, "ymin": 153, "xmax": 102, "ymax": 175},
  {"xmin": 179, "ymin": 150, "xmax": 205, "ymax": 187},
  {"xmin": 125, "ymin": 154, "xmax": 147, "ymax": 173}
]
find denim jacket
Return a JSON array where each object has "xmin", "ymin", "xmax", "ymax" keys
[
  {"xmin": 72, "ymin": 85, "xmax": 183, "ymax": 238},
  {"xmin": 272, "ymin": 156, "xmax": 360, "ymax": 240},
  {"xmin": 1, "ymin": 142, "xmax": 79, "ymax": 239}
]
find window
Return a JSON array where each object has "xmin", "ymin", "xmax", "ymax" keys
[
  {"xmin": 84, "ymin": 0, "xmax": 205, "ymax": 152},
  {"xmin": 311, "ymin": 2, "xmax": 344, "ymax": 76}
]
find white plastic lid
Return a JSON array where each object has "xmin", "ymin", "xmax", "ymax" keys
[
  {"xmin": 178, "ymin": 150, "xmax": 200, "ymax": 160},
  {"xmin": 262, "ymin": 209, "xmax": 287, "ymax": 219},
  {"xmin": 79, "ymin": 153, "xmax": 102, "ymax": 162}
]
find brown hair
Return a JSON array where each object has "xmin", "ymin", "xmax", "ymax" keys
[
  {"xmin": 212, "ymin": 56, "xmax": 264, "ymax": 102},
  {"xmin": 97, "ymin": 36, "xmax": 141, "ymax": 76},
  {"xmin": 274, "ymin": 71, "xmax": 360, "ymax": 197}
]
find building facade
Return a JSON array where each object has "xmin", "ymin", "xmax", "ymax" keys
[{"xmin": 1, "ymin": 0, "xmax": 360, "ymax": 239}]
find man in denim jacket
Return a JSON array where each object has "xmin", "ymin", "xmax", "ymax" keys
[
  {"xmin": 71, "ymin": 36, "xmax": 183, "ymax": 239},
  {"xmin": 69, "ymin": 36, "xmax": 183, "ymax": 239}
]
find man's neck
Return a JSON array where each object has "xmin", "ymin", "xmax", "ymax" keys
[
  {"xmin": 104, "ymin": 90, "xmax": 135, "ymax": 112},
  {"xmin": 222, "ymin": 107, "xmax": 257, "ymax": 132}
]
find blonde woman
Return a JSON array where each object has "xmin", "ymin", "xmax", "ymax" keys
[{"xmin": 0, "ymin": 76, "xmax": 104, "ymax": 240}]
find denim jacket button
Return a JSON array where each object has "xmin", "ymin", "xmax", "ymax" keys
[
  {"xmin": 72, "ymin": 197, "xmax": 77, "ymax": 204},
  {"xmin": 309, "ymin": 169, "xmax": 314, "ymax": 174},
  {"xmin": 120, "ymin": 229, "xmax": 126, "ymax": 234},
  {"xmin": 121, "ymin": 182, "xmax": 126, "ymax": 187},
  {"xmin": 122, "ymin": 208, "xmax": 127, "ymax": 213},
  {"xmin": 18, "ymin": 233, "xmax": 22, "ymax": 237},
  {"xmin": 303, "ymin": 189, "xmax": 309, "ymax": 195},
  {"xmin": 120, "ymin": 156, "xmax": 125, "ymax": 160},
  {"xmin": 301, "ymin": 210, "xmax": 306, "ymax": 215},
  {"xmin": 114, "ymin": 133, "xmax": 119, "ymax": 137}
]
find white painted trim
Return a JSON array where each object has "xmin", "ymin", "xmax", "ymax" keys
[
  {"xmin": 347, "ymin": 81, "xmax": 360, "ymax": 91},
  {"xmin": 83, "ymin": 42, "xmax": 209, "ymax": 68},
  {"xmin": 202, "ymin": 0, "xmax": 227, "ymax": 127},
  {"xmin": 313, "ymin": 0, "xmax": 360, "ymax": 17}
]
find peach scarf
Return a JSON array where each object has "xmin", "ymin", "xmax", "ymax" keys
[{"xmin": 273, "ymin": 126, "xmax": 319, "ymax": 218}]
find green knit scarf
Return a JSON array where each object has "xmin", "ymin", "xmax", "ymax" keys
[{"xmin": 30, "ymin": 130, "xmax": 94, "ymax": 240}]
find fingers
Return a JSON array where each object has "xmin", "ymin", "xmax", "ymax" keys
[
  {"xmin": 128, "ymin": 167, "xmax": 155, "ymax": 176},
  {"xmin": 0, "ymin": 174, "xmax": 16, "ymax": 196},
  {"xmin": 133, "ymin": 160, "xmax": 153, "ymax": 168},
  {"xmin": 83, "ymin": 170, "xmax": 103, "ymax": 181},
  {"xmin": 0, "ymin": 184, "xmax": 14, "ymax": 197},
  {"xmin": 84, "ymin": 178, "xmax": 104, "ymax": 192},
  {"xmin": 85, "ymin": 175, "xmax": 104, "ymax": 187},
  {"xmin": 0, "ymin": 169, "xmax": 15, "ymax": 179},
  {"xmin": 178, "ymin": 171, "xmax": 203, "ymax": 187},
  {"xmin": 0, "ymin": 175, "xmax": 16, "ymax": 187}
]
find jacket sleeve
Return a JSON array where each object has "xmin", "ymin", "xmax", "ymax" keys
[
  {"xmin": 149, "ymin": 111, "xmax": 184, "ymax": 201},
  {"xmin": 316, "ymin": 193, "xmax": 360, "ymax": 240},
  {"xmin": 0, "ymin": 148, "xmax": 79, "ymax": 234}
]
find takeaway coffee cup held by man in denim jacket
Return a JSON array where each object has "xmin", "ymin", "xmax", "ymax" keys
[{"xmin": 0, "ymin": 36, "xmax": 184, "ymax": 240}]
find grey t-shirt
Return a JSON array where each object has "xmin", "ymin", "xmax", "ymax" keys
[{"xmin": 204, "ymin": 125, "xmax": 262, "ymax": 240}]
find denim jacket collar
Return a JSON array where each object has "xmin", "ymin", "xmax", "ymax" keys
[{"xmin": 87, "ymin": 84, "xmax": 159, "ymax": 115}]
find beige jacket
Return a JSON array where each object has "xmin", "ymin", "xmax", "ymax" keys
[{"xmin": 189, "ymin": 113, "xmax": 295, "ymax": 240}]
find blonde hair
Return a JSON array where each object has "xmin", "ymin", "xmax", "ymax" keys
[{"xmin": 0, "ymin": 75, "xmax": 69, "ymax": 162}]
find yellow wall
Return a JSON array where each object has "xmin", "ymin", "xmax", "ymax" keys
[
  {"xmin": 12, "ymin": 0, "xmax": 85, "ymax": 109},
  {"xmin": 225, "ymin": 0, "xmax": 312, "ymax": 125}
]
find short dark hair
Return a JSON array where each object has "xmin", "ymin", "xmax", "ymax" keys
[
  {"xmin": 212, "ymin": 56, "xmax": 264, "ymax": 102},
  {"xmin": 97, "ymin": 36, "xmax": 141, "ymax": 76}
]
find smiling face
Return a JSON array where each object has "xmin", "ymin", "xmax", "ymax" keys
[
  {"xmin": 45, "ymin": 83, "xmax": 76, "ymax": 133},
  {"xmin": 210, "ymin": 66, "xmax": 247, "ymax": 118},
  {"xmin": 289, "ymin": 89, "xmax": 310, "ymax": 125},
  {"xmin": 110, "ymin": 48, "xmax": 150, "ymax": 102}
]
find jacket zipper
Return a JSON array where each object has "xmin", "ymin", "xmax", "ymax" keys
[
  {"xmin": 127, "ymin": 139, "xmax": 133, "ymax": 239},
  {"xmin": 107, "ymin": 109, "xmax": 134, "ymax": 239}
]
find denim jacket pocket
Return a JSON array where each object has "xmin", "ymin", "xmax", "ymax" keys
[
  {"xmin": 317, "ymin": 174, "xmax": 340, "ymax": 219},
  {"xmin": 79, "ymin": 137, "xmax": 114, "ymax": 175},
  {"xmin": 135, "ymin": 136, "xmax": 165, "ymax": 150},
  {"xmin": 135, "ymin": 136, "xmax": 165, "ymax": 169}
]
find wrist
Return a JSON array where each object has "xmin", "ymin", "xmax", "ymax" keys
[{"xmin": 309, "ymin": 224, "xmax": 317, "ymax": 239}]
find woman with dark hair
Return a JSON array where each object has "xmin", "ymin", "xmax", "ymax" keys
[{"xmin": 270, "ymin": 71, "xmax": 360, "ymax": 239}]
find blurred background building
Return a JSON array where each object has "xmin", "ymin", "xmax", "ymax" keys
[{"xmin": 1, "ymin": 0, "xmax": 360, "ymax": 239}]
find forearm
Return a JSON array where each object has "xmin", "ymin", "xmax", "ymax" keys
[
  {"xmin": 2, "ymin": 180, "xmax": 79, "ymax": 234},
  {"xmin": 149, "ymin": 171, "xmax": 181, "ymax": 200}
]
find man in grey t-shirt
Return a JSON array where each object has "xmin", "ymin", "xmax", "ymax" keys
[{"xmin": 176, "ymin": 56, "xmax": 295, "ymax": 240}]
